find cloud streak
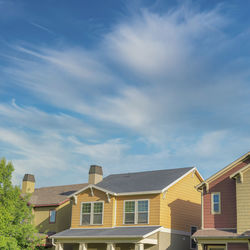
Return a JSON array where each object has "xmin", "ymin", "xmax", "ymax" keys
[{"xmin": 0, "ymin": 3, "xmax": 249, "ymax": 186}]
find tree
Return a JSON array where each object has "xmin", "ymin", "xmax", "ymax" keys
[{"xmin": 0, "ymin": 158, "xmax": 42, "ymax": 249}]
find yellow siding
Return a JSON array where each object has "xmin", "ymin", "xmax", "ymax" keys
[
  {"xmin": 160, "ymin": 171, "xmax": 202, "ymax": 232},
  {"xmin": 71, "ymin": 188, "xmax": 114, "ymax": 228},
  {"xmin": 115, "ymin": 194, "xmax": 161, "ymax": 226},
  {"xmin": 236, "ymin": 167, "xmax": 250, "ymax": 234},
  {"xmin": 70, "ymin": 172, "xmax": 202, "ymax": 231},
  {"xmin": 34, "ymin": 200, "xmax": 72, "ymax": 233}
]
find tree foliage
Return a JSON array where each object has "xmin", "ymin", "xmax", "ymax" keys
[{"xmin": 0, "ymin": 158, "xmax": 42, "ymax": 249}]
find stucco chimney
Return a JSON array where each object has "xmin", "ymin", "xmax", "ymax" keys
[
  {"xmin": 88, "ymin": 165, "xmax": 103, "ymax": 184},
  {"xmin": 22, "ymin": 174, "xmax": 35, "ymax": 194}
]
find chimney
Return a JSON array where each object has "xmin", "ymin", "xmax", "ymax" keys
[
  {"xmin": 88, "ymin": 165, "xmax": 103, "ymax": 184},
  {"xmin": 22, "ymin": 174, "xmax": 35, "ymax": 194}
]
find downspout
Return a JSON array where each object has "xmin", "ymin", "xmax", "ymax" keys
[{"xmin": 52, "ymin": 238, "xmax": 56, "ymax": 247}]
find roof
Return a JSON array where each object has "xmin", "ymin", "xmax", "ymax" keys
[
  {"xmin": 193, "ymin": 229, "xmax": 250, "ymax": 239},
  {"xmin": 197, "ymin": 151, "xmax": 250, "ymax": 189},
  {"xmin": 51, "ymin": 226, "xmax": 161, "ymax": 239},
  {"xmin": 96, "ymin": 167, "xmax": 195, "ymax": 194},
  {"xmin": 28, "ymin": 183, "xmax": 88, "ymax": 207}
]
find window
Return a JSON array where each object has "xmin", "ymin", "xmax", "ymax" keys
[
  {"xmin": 81, "ymin": 202, "xmax": 103, "ymax": 225},
  {"xmin": 190, "ymin": 226, "xmax": 197, "ymax": 249},
  {"xmin": 211, "ymin": 192, "xmax": 221, "ymax": 214},
  {"xmin": 124, "ymin": 200, "xmax": 149, "ymax": 224},
  {"xmin": 49, "ymin": 210, "xmax": 56, "ymax": 223}
]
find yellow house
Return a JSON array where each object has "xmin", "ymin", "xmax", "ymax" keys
[
  {"xmin": 51, "ymin": 165, "xmax": 203, "ymax": 250},
  {"xmin": 21, "ymin": 174, "xmax": 87, "ymax": 247}
]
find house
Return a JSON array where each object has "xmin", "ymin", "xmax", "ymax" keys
[
  {"xmin": 21, "ymin": 174, "xmax": 88, "ymax": 247},
  {"xmin": 50, "ymin": 165, "xmax": 203, "ymax": 250},
  {"xmin": 192, "ymin": 152, "xmax": 250, "ymax": 250}
]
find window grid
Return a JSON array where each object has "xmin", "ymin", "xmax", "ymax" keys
[
  {"xmin": 124, "ymin": 200, "xmax": 149, "ymax": 224},
  {"xmin": 81, "ymin": 201, "xmax": 103, "ymax": 225}
]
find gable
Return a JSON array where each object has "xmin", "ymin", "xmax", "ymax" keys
[{"xmin": 197, "ymin": 152, "xmax": 250, "ymax": 190}]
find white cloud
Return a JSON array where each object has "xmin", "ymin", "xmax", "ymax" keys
[{"xmin": 0, "ymin": 4, "xmax": 249, "ymax": 185}]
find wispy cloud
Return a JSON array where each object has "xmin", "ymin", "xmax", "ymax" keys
[
  {"xmin": 29, "ymin": 21, "xmax": 55, "ymax": 34},
  {"xmin": 0, "ymin": 3, "xmax": 249, "ymax": 186}
]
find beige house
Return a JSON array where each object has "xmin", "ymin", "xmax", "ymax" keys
[
  {"xmin": 50, "ymin": 165, "xmax": 203, "ymax": 250},
  {"xmin": 21, "ymin": 174, "xmax": 87, "ymax": 247}
]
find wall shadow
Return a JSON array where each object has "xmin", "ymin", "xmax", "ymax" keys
[{"xmin": 168, "ymin": 199, "xmax": 201, "ymax": 250}]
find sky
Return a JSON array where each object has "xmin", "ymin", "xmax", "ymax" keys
[{"xmin": 0, "ymin": 0, "xmax": 249, "ymax": 188}]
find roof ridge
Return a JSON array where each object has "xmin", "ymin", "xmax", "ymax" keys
[{"xmin": 104, "ymin": 166, "xmax": 194, "ymax": 177}]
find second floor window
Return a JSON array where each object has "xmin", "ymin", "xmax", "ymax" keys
[
  {"xmin": 49, "ymin": 209, "xmax": 56, "ymax": 223},
  {"xmin": 81, "ymin": 202, "xmax": 103, "ymax": 225},
  {"xmin": 124, "ymin": 200, "xmax": 149, "ymax": 224},
  {"xmin": 211, "ymin": 192, "xmax": 221, "ymax": 214}
]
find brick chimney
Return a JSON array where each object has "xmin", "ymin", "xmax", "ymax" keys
[
  {"xmin": 22, "ymin": 174, "xmax": 35, "ymax": 193},
  {"xmin": 88, "ymin": 165, "xmax": 103, "ymax": 184}
]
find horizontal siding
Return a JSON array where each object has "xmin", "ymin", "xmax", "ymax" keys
[
  {"xmin": 71, "ymin": 189, "xmax": 114, "ymax": 228},
  {"xmin": 203, "ymin": 159, "xmax": 250, "ymax": 229},
  {"xmin": 160, "ymin": 171, "xmax": 202, "ymax": 232},
  {"xmin": 34, "ymin": 201, "xmax": 71, "ymax": 233},
  {"xmin": 116, "ymin": 194, "xmax": 161, "ymax": 226},
  {"xmin": 236, "ymin": 167, "xmax": 250, "ymax": 233}
]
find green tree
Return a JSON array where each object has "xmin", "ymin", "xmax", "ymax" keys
[{"xmin": 0, "ymin": 158, "xmax": 42, "ymax": 249}]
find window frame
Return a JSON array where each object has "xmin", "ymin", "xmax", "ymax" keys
[
  {"xmin": 190, "ymin": 225, "xmax": 198, "ymax": 249},
  {"xmin": 211, "ymin": 192, "xmax": 221, "ymax": 214},
  {"xmin": 80, "ymin": 201, "xmax": 104, "ymax": 226},
  {"xmin": 49, "ymin": 209, "xmax": 56, "ymax": 224},
  {"xmin": 123, "ymin": 199, "xmax": 149, "ymax": 225}
]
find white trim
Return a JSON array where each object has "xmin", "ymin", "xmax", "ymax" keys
[
  {"xmin": 114, "ymin": 198, "xmax": 117, "ymax": 227},
  {"xmin": 123, "ymin": 199, "xmax": 150, "ymax": 225},
  {"xmin": 230, "ymin": 163, "xmax": 250, "ymax": 179},
  {"xmin": 143, "ymin": 226, "xmax": 163, "ymax": 238},
  {"xmin": 69, "ymin": 184, "xmax": 115, "ymax": 198},
  {"xmin": 116, "ymin": 190, "xmax": 162, "ymax": 196},
  {"xmin": 201, "ymin": 189, "xmax": 204, "ymax": 229},
  {"xmin": 139, "ymin": 238, "xmax": 157, "ymax": 244},
  {"xmin": 80, "ymin": 201, "xmax": 104, "ymax": 226},
  {"xmin": 162, "ymin": 167, "xmax": 198, "ymax": 192}
]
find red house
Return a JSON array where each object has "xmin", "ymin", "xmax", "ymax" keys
[{"xmin": 193, "ymin": 152, "xmax": 250, "ymax": 250}]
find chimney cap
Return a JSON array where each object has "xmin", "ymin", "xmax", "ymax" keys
[
  {"xmin": 89, "ymin": 165, "xmax": 103, "ymax": 175},
  {"xmin": 23, "ymin": 174, "xmax": 35, "ymax": 182}
]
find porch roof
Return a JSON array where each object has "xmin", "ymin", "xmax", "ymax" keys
[
  {"xmin": 192, "ymin": 229, "xmax": 250, "ymax": 239},
  {"xmin": 51, "ymin": 226, "xmax": 161, "ymax": 239}
]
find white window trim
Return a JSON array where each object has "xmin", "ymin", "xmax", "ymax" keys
[
  {"xmin": 211, "ymin": 192, "xmax": 221, "ymax": 214},
  {"xmin": 190, "ymin": 225, "xmax": 198, "ymax": 249},
  {"xmin": 123, "ymin": 199, "xmax": 150, "ymax": 225},
  {"xmin": 80, "ymin": 201, "xmax": 104, "ymax": 225}
]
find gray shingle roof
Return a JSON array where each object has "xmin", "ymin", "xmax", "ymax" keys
[
  {"xmin": 51, "ymin": 226, "xmax": 161, "ymax": 238},
  {"xmin": 97, "ymin": 167, "xmax": 194, "ymax": 193},
  {"xmin": 28, "ymin": 183, "xmax": 88, "ymax": 206}
]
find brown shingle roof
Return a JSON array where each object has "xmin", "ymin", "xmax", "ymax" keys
[
  {"xmin": 193, "ymin": 229, "xmax": 250, "ymax": 239},
  {"xmin": 28, "ymin": 183, "xmax": 88, "ymax": 207}
]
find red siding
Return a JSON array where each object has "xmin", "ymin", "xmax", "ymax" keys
[
  {"xmin": 203, "ymin": 159, "xmax": 250, "ymax": 229},
  {"xmin": 228, "ymin": 243, "xmax": 248, "ymax": 250}
]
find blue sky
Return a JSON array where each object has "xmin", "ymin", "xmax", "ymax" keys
[{"xmin": 0, "ymin": 0, "xmax": 249, "ymax": 187}]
